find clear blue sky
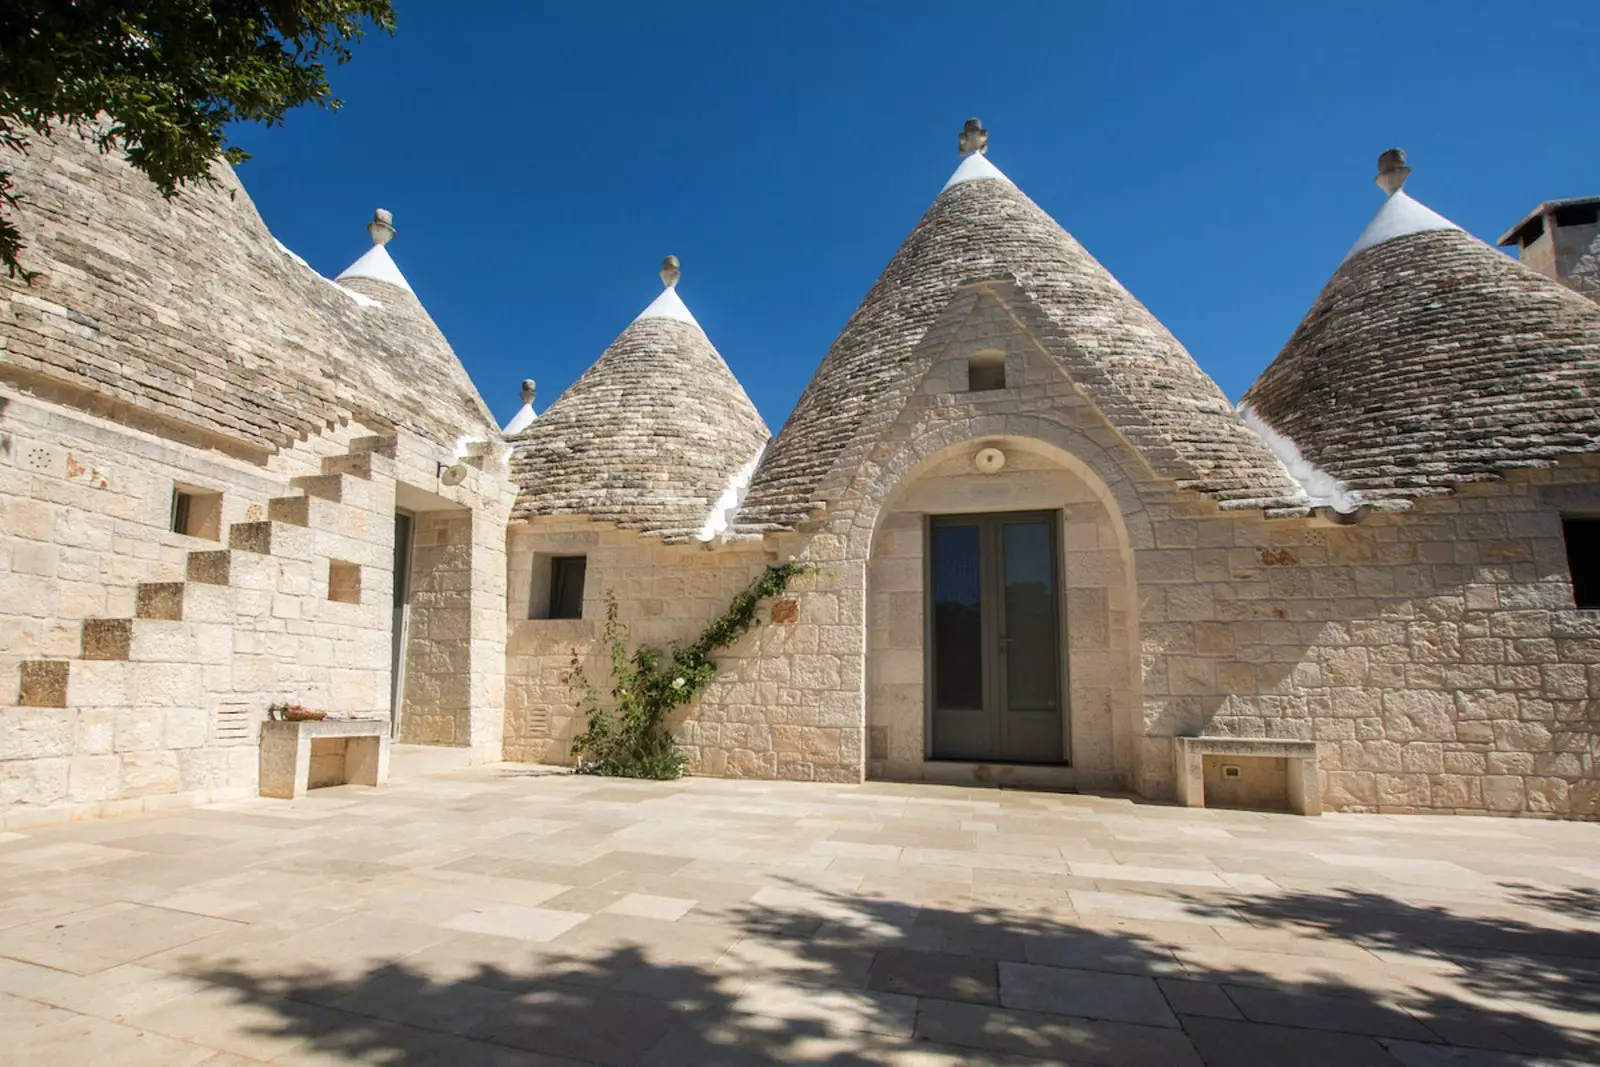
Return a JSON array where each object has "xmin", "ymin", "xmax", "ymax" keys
[{"xmin": 231, "ymin": 2, "xmax": 1598, "ymax": 430}]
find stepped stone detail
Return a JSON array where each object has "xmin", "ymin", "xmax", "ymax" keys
[
  {"xmin": 17, "ymin": 661, "xmax": 69, "ymax": 708},
  {"xmin": 80, "ymin": 619, "xmax": 133, "ymax": 661},
  {"xmin": 135, "ymin": 583, "xmax": 185, "ymax": 621},
  {"xmin": 186, "ymin": 552, "xmax": 232, "ymax": 586}
]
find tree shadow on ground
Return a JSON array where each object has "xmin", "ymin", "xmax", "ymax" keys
[{"xmin": 184, "ymin": 878, "xmax": 1600, "ymax": 1066}]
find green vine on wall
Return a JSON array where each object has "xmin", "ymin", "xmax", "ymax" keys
[{"xmin": 569, "ymin": 562, "xmax": 815, "ymax": 779}]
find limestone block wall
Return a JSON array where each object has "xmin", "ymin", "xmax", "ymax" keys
[
  {"xmin": 0, "ymin": 389, "xmax": 514, "ymax": 825},
  {"xmin": 1142, "ymin": 458, "xmax": 1600, "ymax": 816},
  {"xmin": 504, "ymin": 518, "xmax": 873, "ymax": 778}
]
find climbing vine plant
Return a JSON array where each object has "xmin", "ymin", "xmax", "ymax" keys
[{"xmin": 569, "ymin": 562, "xmax": 815, "ymax": 779}]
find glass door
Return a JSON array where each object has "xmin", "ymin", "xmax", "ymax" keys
[{"xmin": 928, "ymin": 511, "xmax": 1063, "ymax": 763}]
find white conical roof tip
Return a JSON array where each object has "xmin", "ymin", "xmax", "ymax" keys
[
  {"xmin": 336, "ymin": 207, "xmax": 414, "ymax": 293},
  {"xmin": 635, "ymin": 255, "xmax": 700, "ymax": 326},
  {"xmin": 1343, "ymin": 150, "xmax": 1462, "ymax": 263},
  {"xmin": 503, "ymin": 379, "xmax": 538, "ymax": 434},
  {"xmin": 942, "ymin": 119, "xmax": 1014, "ymax": 192}
]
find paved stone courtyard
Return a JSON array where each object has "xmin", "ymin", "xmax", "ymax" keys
[{"xmin": 3, "ymin": 761, "xmax": 1600, "ymax": 1066}]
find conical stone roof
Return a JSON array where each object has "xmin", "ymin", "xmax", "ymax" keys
[
  {"xmin": 0, "ymin": 131, "xmax": 499, "ymax": 456},
  {"xmin": 1242, "ymin": 170, "xmax": 1600, "ymax": 503},
  {"xmin": 740, "ymin": 133, "xmax": 1305, "ymax": 528},
  {"xmin": 508, "ymin": 270, "xmax": 770, "ymax": 540}
]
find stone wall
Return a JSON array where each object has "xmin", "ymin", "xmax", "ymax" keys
[
  {"xmin": 1162, "ymin": 460, "xmax": 1600, "ymax": 816},
  {"xmin": 504, "ymin": 519, "xmax": 868, "ymax": 777},
  {"xmin": 502, "ymin": 276, "xmax": 1600, "ymax": 817},
  {"xmin": 0, "ymin": 388, "xmax": 513, "ymax": 826}
]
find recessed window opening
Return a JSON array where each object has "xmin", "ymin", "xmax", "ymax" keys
[
  {"xmin": 170, "ymin": 485, "xmax": 222, "ymax": 540},
  {"xmin": 549, "ymin": 556, "xmax": 588, "ymax": 620},
  {"xmin": 968, "ymin": 352, "xmax": 1006, "ymax": 392},
  {"xmin": 1563, "ymin": 518, "xmax": 1600, "ymax": 610}
]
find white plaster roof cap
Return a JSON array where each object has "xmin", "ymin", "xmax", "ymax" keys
[
  {"xmin": 941, "ymin": 151, "xmax": 1013, "ymax": 192},
  {"xmin": 336, "ymin": 208, "xmax": 415, "ymax": 293},
  {"xmin": 336, "ymin": 242, "xmax": 415, "ymax": 293},
  {"xmin": 1343, "ymin": 190, "xmax": 1462, "ymax": 263},
  {"xmin": 633, "ymin": 284, "xmax": 701, "ymax": 327},
  {"xmin": 502, "ymin": 402, "xmax": 536, "ymax": 434}
]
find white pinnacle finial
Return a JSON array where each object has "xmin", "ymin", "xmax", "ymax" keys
[
  {"xmin": 958, "ymin": 118, "xmax": 988, "ymax": 157},
  {"xmin": 660, "ymin": 254, "xmax": 681, "ymax": 289},
  {"xmin": 1375, "ymin": 148, "xmax": 1410, "ymax": 196},
  {"xmin": 367, "ymin": 208, "xmax": 395, "ymax": 246},
  {"xmin": 520, "ymin": 379, "xmax": 536, "ymax": 404}
]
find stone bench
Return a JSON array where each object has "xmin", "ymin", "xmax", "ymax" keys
[
  {"xmin": 259, "ymin": 719, "xmax": 390, "ymax": 799},
  {"xmin": 1173, "ymin": 737, "xmax": 1320, "ymax": 816}
]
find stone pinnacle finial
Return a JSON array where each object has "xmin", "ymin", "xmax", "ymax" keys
[
  {"xmin": 1375, "ymin": 148, "xmax": 1411, "ymax": 195},
  {"xmin": 367, "ymin": 208, "xmax": 396, "ymax": 246},
  {"xmin": 660, "ymin": 254, "xmax": 681, "ymax": 289},
  {"xmin": 958, "ymin": 118, "xmax": 988, "ymax": 157},
  {"xmin": 520, "ymin": 379, "xmax": 536, "ymax": 404}
]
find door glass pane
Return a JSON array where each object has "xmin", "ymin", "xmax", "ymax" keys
[
  {"xmin": 931, "ymin": 523, "xmax": 983, "ymax": 710},
  {"xmin": 1002, "ymin": 521, "xmax": 1057, "ymax": 712}
]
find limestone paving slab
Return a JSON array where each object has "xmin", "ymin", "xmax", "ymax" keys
[{"xmin": 0, "ymin": 767, "xmax": 1597, "ymax": 1064}]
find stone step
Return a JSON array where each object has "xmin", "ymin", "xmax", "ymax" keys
[
  {"xmin": 321, "ymin": 451, "xmax": 373, "ymax": 480},
  {"xmin": 289, "ymin": 471, "xmax": 386, "ymax": 515},
  {"xmin": 228, "ymin": 519, "xmax": 312, "ymax": 561},
  {"xmin": 289, "ymin": 473, "xmax": 345, "ymax": 503},
  {"xmin": 126, "ymin": 620, "xmax": 232, "ymax": 665},
  {"xmin": 268, "ymin": 494, "xmax": 312, "ymax": 526},
  {"xmin": 17, "ymin": 660, "xmax": 70, "ymax": 707},
  {"xmin": 186, "ymin": 549, "xmax": 232, "ymax": 586},
  {"xmin": 56, "ymin": 661, "xmax": 213, "ymax": 714},
  {"xmin": 349, "ymin": 435, "xmax": 398, "ymax": 458},
  {"xmin": 82, "ymin": 618, "xmax": 132, "ymax": 661},
  {"xmin": 184, "ymin": 549, "xmax": 289, "ymax": 596},
  {"xmin": 135, "ymin": 582, "xmax": 186, "ymax": 621},
  {"xmin": 80, "ymin": 617, "xmax": 232, "ymax": 665}
]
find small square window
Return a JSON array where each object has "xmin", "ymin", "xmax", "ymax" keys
[
  {"xmin": 1563, "ymin": 518, "xmax": 1600, "ymax": 609},
  {"xmin": 328, "ymin": 559, "xmax": 361, "ymax": 604},
  {"xmin": 549, "ymin": 556, "xmax": 587, "ymax": 620},
  {"xmin": 968, "ymin": 355, "xmax": 1006, "ymax": 392},
  {"xmin": 170, "ymin": 486, "xmax": 222, "ymax": 540}
]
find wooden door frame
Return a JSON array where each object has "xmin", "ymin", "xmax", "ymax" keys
[{"xmin": 389, "ymin": 508, "xmax": 416, "ymax": 740}]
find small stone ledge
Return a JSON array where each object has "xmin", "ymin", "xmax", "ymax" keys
[
  {"xmin": 1173, "ymin": 736, "xmax": 1321, "ymax": 816},
  {"xmin": 259, "ymin": 718, "xmax": 390, "ymax": 799}
]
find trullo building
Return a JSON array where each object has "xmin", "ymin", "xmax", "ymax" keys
[{"xmin": 2, "ymin": 122, "xmax": 1598, "ymax": 825}]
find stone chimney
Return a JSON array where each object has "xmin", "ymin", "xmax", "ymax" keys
[{"xmin": 1498, "ymin": 197, "xmax": 1600, "ymax": 303}]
